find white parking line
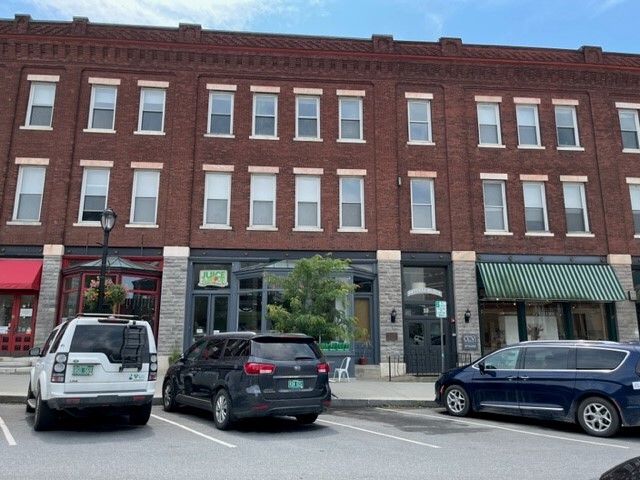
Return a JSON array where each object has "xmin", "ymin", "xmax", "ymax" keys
[
  {"xmin": 151, "ymin": 414, "xmax": 236, "ymax": 448},
  {"xmin": 318, "ymin": 418, "xmax": 440, "ymax": 448},
  {"xmin": 0, "ymin": 416, "xmax": 17, "ymax": 446},
  {"xmin": 381, "ymin": 408, "xmax": 630, "ymax": 450}
]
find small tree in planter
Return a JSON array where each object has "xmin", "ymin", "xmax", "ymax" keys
[{"xmin": 354, "ymin": 327, "xmax": 372, "ymax": 365}]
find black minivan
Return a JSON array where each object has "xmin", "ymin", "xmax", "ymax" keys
[{"xmin": 162, "ymin": 332, "xmax": 331, "ymax": 429}]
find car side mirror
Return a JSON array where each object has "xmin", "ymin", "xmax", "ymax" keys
[
  {"xmin": 29, "ymin": 347, "xmax": 41, "ymax": 357},
  {"xmin": 478, "ymin": 361, "xmax": 485, "ymax": 373}
]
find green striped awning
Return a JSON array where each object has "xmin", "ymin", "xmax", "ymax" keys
[{"xmin": 477, "ymin": 263, "xmax": 626, "ymax": 301}]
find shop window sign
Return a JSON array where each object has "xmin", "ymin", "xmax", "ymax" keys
[{"xmin": 199, "ymin": 270, "xmax": 229, "ymax": 288}]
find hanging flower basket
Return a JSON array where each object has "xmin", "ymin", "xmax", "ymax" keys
[{"xmin": 84, "ymin": 277, "xmax": 128, "ymax": 313}]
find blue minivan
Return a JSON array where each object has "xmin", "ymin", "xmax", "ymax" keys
[{"xmin": 435, "ymin": 340, "xmax": 640, "ymax": 437}]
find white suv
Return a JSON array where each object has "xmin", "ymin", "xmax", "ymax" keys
[{"xmin": 27, "ymin": 314, "xmax": 158, "ymax": 431}]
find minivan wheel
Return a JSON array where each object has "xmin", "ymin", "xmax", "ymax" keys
[
  {"xmin": 163, "ymin": 379, "xmax": 178, "ymax": 412},
  {"xmin": 213, "ymin": 389, "xmax": 233, "ymax": 430},
  {"xmin": 33, "ymin": 389, "xmax": 55, "ymax": 431},
  {"xmin": 577, "ymin": 397, "xmax": 620, "ymax": 438},
  {"xmin": 444, "ymin": 385, "xmax": 471, "ymax": 417},
  {"xmin": 295, "ymin": 414, "xmax": 318, "ymax": 425}
]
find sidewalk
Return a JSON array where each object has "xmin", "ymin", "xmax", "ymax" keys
[{"xmin": 0, "ymin": 372, "xmax": 438, "ymax": 408}]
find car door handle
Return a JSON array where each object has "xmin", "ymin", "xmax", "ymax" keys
[
  {"xmin": 519, "ymin": 376, "xmax": 529, "ymax": 381},
  {"xmin": 507, "ymin": 375, "xmax": 518, "ymax": 381}
]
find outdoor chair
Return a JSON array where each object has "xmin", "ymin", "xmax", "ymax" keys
[{"xmin": 333, "ymin": 356, "xmax": 351, "ymax": 382}]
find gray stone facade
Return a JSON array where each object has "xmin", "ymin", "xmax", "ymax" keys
[
  {"xmin": 452, "ymin": 252, "xmax": 482, "ymax": 361},
  {"xmin": 156, "ymin": 247, "xmax": 189, "ymax": 360},
  {"xmin": 609, "ymin": 260, "xmax": 639, "ymax": 341},
  {"xmin": 377, "ymin": 251, "xmax": 404, "ymax": 377},
  {"xmin": 34, "ymin": 245, "xmax": 64, "ymax": 346}
]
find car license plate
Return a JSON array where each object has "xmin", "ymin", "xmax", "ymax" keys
[
  {"xmin": 288, "ymin": 379, "xmax": 304, "ymax": 389},
  {"xmin": 72, "ymin": 365, "xmax": 94, "ymax": 376}
]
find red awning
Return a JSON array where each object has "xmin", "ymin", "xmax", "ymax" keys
[{"xmin": 0, "ymin": 259, "xmax": 43, "ymax": 290}]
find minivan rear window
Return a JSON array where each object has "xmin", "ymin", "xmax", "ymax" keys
[
  {"xmin": 576, "ymin": 348, "xmax": 626, "ymax": 370},
  {"xmin": 70, "ymin": 325, "xmax": 149, "ymax": 363},
  {"xmin": 251, "ymin": 339, "xmax": 322, "ymax": 361}
]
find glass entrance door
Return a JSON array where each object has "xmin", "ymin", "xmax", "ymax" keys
[
  {"xmin": 0, "ymin": 294, "xmax": 36, "ymax": 355},
  {"xmin": 189, "ymin": 294, "xmax": 229, "ymax": 345}
]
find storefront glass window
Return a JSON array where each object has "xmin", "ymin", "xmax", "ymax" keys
[
  {"xmin": 402, "ymin": 266, "xmax": 447, "ymax": 317},
  {"xmin": 480, "ymin": 302, "xmax": 519, "ymax": 352},
  {"xmin": 571, "ymin": 303, "xmax": 608, "ymax": 340},
  {"xmin": 524, "ymin": 302, "xmax": 565, "ymax": 340}
]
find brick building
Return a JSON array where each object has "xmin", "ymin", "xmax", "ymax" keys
[{"xmin": 1, "ymin": 15, "xmax": 640, "ymax": 376}]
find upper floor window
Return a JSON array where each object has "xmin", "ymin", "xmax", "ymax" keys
[
  {"xmin": 13, "ymin": 164, "xmax": 46, "ymax": 222},
  {"xmin": 339, "ymin": 176, "xmax": 364, "ymax": 229},
  {"xmin": 628, "ymin": 182, "xmax": 640, "ymax": 235},
  {"xmin": 562, "ymin": 181, "xmax": 589, "ymax": 233},
  {"xmin": 554, "ymin": 104, "xmax": 580, "ymax": 148},
  {"xmin": 88, "ymin": 81, "xmax": 118, "ymax": 131},
  {"xmin": 208, "ymin": 91, "xmax": 234, "ymax": 136},
  {"xmin": 250, "ymin": 173, "xmax": 276, "ymax": 228},
  {"xmin": 204, "ymin": 171, "xmax": 231, "ymax": 227},
  {"xmin": 252, "ymin": 91, "xmax": 278, "ymax": 138},
  {"xmin": 407, "ymin": 95, "xmax": 433, "ymax": 143},
  {"xmin": 618, "ymin": 107, "xmax": 640, "ymax": 151},
  {"xmin": 410, "ymin": 178, "xmax": 435, "ymax": 230},
  {"xmin": 522, "ymin": 181, "xmax": 549, "ymax": 232},
  {"xmin": 25, "ymin": 76, "xmax": 59, "ymax": 128},
  {"xmin": 482, "ymin": 180, "xmax": 508, "ymax": 232},
  {"xmin": 295, "ymin": 174, "xmax": 321, "ymax": 229},
  {"xmin": 130, "ymin": 170, "xmax": 160, "ymax": 224},
  {"xmin": 295, "ymin": 95, "xmax": 320, "ymax": 140},
  {"xmin": 516, "ymin": 103, "xmax": 541, "ymax": 147},
  {"xmin": 476, "ymin": 101, "xmax": 502, "ymax": 146},
  {"xmin": 339, "ymin": 93, "xmax": 364, "ymax": 141},
  {"xmin": 137, "ymin": 84, "xmax": 167, "ymax": 133},
  {"xmin": 79, "ymin": 168, "xmax": 109, "ymax": 222}
]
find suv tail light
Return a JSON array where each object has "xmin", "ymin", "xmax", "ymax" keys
[
  {"xmin": 316, "ymin": 362, "xmax": 330, "ymax": 374},
  {"xmin": 149, "ymin": 354, "xmax": 158, "ymax": 381},
  {"xmin": 244, "ymin": 362, "xmax": 275, "ymax": 375},
  {"xmin": 51, "ymin": 353, "xmax": 68, "ymax": 383}
]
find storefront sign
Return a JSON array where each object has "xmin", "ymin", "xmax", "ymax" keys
[
  {"xmin": 462, "ymin": 334, "xmax": 479, "ymax": 350},
  {"xmin": 407, "ymin": 287, "xmax": 443, "ymax": 298},
  {"xmin": 198, "ymin": 270, "xmax": 229, "ymax": 288}
]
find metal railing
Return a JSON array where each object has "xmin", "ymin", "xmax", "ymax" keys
[{"xmin": 387, "ymin": 352, "xmax": 473, "ymax": 379}]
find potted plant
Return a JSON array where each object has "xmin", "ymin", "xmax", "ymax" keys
[
  {"xmin": 84, "ymin": 277, "xmax": 128, "ymax": 314},
  {"xmin": 354, "ymin": 327, "xmax": 371, "ymax": 365}
]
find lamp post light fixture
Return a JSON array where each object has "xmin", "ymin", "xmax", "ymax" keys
[
  {"xmin": 97, "ymin": 208, "xmax": 117, "ymax": 313},
  {"xmin": 464, "ymin": 308, "xmax": 472, "ymax": 323},
  {"xmin": 390, "ymin": 308, "xmax": 397, "ymax": 323}
]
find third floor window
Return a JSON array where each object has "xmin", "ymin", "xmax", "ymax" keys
[
  {"xmin": 208, "ymin": 92, "xmax": 234, "ymax": 136},
  {"xmin": 252, "ymin": 94, "xmax": 278, "ymax": 138},
  {"xmin": 26, "ymin": 82, "xmax": 56, "ymax": 128},
  {"xmin": 88, "ymin": 85, "xmax": 117, "ymax": 130},
  {"xmin": 618, "ymin": 109, "xmax": 640, "ymax": 151},
  {"xmin": 137, "ymin": 87, "xmax": 166, "ymax": 133},
  {"xmin": 477, "ymin": 103, "xmax": 502, "ymax": 146}
]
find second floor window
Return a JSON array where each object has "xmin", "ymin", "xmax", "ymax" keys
[
  {"xmin": 407, "ymin": 100, "xmax": 432, "ymax": 143},
  {"xmin": 516, "ymin": 104, "xmax": 541, "ymax": 147},
  {"xmin": 252, "ymin": 94, "xmax": 277, "ymax": 137},
  {"xmin": 26, "ymin": 82, "xmax": 56, "ymax": 127},
  {"xmin": 296, "ymin": 96, "xmax": 320, "ymax": 139},
  {"xmin": 555, "ymin": 106, "xmax": 580, "ymax": 147},
  {"xmin": 250, "ymin": 174, "xmax": 276, "ymax": 227},
  {"xmin": 339, "ymin": 97, "xmax": 363, "ymax": 141},
  {"xmin": 340, "ymin": 177, "xmax": 364, "ymax": 229},
  {"xmin": 477, "ymin": 103, "xmax": 501, "ymax": 145},
  {"xmin": 483, "ymin": 180, "xmax": 508, "ymax": 232},
  {"xmin": 295, "ymin": 175, "xmax": 321, "ymax": 229},
  {"xmin": 630, "ymin": 184, "xmax": 640, "ymax": 234},
  {"xmin": 88, "ymin": 85, "xmax": 117, "ymax": 130},
  {"xmin": 522, "ymin": 182, "xmax": 548, "ymax": 232},
  {"xmin": 13, "ymin": 165, "xmax": 46, "ymax": 221},
  {"xmin": 131, "ymin": 170, "xmax": 160, "ymax": 224},
  {"xmin": 204, "ymin": 172, "xmax": 231, "ymax": 227},
  {"xmin": 618, "ymin": 109, "xmax": 640, "ymax": 150},
  {"xmin": 563, "ymin": 182, "xmax": 589, "ymax": 233},
  {"xmin": 79, "ymin": 168, "xmax": 109, "ymax": 222},
  {"xmin": 410, "ymin": 178, "xmax": 435, "ymax": 230},
  {"xmin": 138, "ymin": 88, "xmax": 166, "ymax": 133},
  {"xmin": 208, "ymin": 92, "xmax": 233, "ymax": 136}
]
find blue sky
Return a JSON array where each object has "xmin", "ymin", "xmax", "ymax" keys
[{"xmin": 0, "ymin": 0, "xmax": 637, "ymax": 54}]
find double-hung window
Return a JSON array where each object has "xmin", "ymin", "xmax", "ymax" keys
[
  {"xmin": 628, "ymin": 182, "xmax": 640, "ymax": 235},
  {"xmin": 25, "ymin": 75, "xmax": 59, "ymax": 128},
  {"xmin": 137, "ymin": 81, "xmax": 168, "ymax": 133},
  {"xmin": 410, "ymin": 177, "xmax": 436, "ymax": 231},
  {"xmin": 482, "ymin": 178, "xmax": 508, "ymax": 232},
  {"xmin": 406, "ymin": 93, "xmax": 433, "ymax": 143},
  {"xmin": 295, "ymin": 173, "xmax": 321, "ymax": 229},
  {"xmin": 130, "ymin": 169, "xmax": 160, "ymax": 224},
  {"xmin": 207, "ymin": 85, "xmax": 235, "ymax": 136},
  {"xmin": 338, "ymin": 91, "xmax": 364, "ymax": 141},
  {"xmin": 251, "ymin": 87, "xmax": 279, "ymax": 138},
  {"xmin": 476, "ymin": 98, "xmax": 502, "ymax": 146},
  {"xmin": 295, "ymin": 93, "xmax": 321, "ymax": 140},
  {"xmin": 249, "ymin": 171, "xmax": 277, "ymax": 228},
  {"xmin": 87, "ymin": 78, "xmax": 119, "ymax": 131},
  {"xmin": 616, "ymin": 104, "xmax": 640, "ymax": 151},
  {"xmin": 515, "ymin": 100, "xmax": 542, "ymax": 147},
  {"xmin": 13, "ymin": 163, "xmax": 47, "ymax": 222},
  {"xmin": 79, "ymin": 167, "xmax": 110, "ymax": 222},
  {"xmin": 522, "ymin": 181, "xmax": 549, "ymax": 232},
  {"xmin": 562, "ymin": 180, "xmax": 589, "ymax": 233},
  {"xmin": 553, "ymin": 101, "xmax": 581, "ymax": 148},
  {"xmin": 204, "ymin": 171, "xmax": 231, "ymax": 227},
  {"xmin": 339, "ymin": 174, "xmax": 365, "ymax": 230}
]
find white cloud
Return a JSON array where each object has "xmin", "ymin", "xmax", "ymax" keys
[{"xmin": 587, "ymin": 0, "xmax": 625, "ymax": 15}]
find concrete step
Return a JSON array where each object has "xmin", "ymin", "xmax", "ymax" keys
[
  {"xmin": 0, "ymin": 357, "xmax": 34, "ymax": 373},
  {"xmin": 0, "ymin": 366, "xmax": 31, "ymax": 374}
]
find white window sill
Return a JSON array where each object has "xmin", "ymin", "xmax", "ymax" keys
[
  {"xmin": 72, "ymin": 222, "xmax": 100, "ymax": 227},
  {"xmin": 483, "ymin": 231, "xmax": 513, "ymax": 236},
  {"xmin": 557, "ymin": 146, "xmax": 584, "ymax": 152},
  {"xmin": 20, "ymin": 125, "xmax": 52, "ymax": 131},
  {"xmin": 410, "ymin": 229, "xmax": 440, "ymax": 234},
  {"xmin": 83, "ymin": 128, "xmax": 116, "ymax": 134},
  {"xmin": 634, "ymin": 234, "xmax": 640, "ymax": 239},
  {"xmin": 294, "ymin": 137, "xmax": 323, "ymax": 142},
  {"xmin": 246, "ymin": 226, "xmax": 278, "ymax": 231},
  {"xmin": 204, "ymin": 133, "xmax": 235, "ymax": 139},
  {"xmin": 566, "ymin": 232, "xmax": 595, "ymax": 238},
  {"xmin": 478, "ymin": 144, "xmax": 506, "ymax": 149},
  {"xmin": 337, "ymin": 138, "xmax": 366, "ymax": 144},
  {"xmin": 200, "ymin": 225, "xmax": 232, "ymax": 230},
  {"xmin": 134, "ymin": 130, "xmax": 166, "ymax": 136},
  {"xmin": 125, "ymin": 223, "xmax": 159, "ymax": 228},
  {"xmin": 407, "ymin": 140, "xmax": 435, "ymax": 146},
  {"xmin": 293, "ymin": 227, "xmax": 324, "ymax": 232},
  {"xmin": 525, "ymin": 231, "xmax": 554, "ymax": 237},
  {"xmin": 517, "ymin": 145, "xmax": 546, "ymax": 150},
  {"xmin": 623, "ymin": 148, "xmax": 640, "ymax": 154},
  {"xmin": 337, "ymin": 227, "xmax": 368, "ymax": 233},
  {"xmin": 249, "ymin": 135, "xmax": 279, "ymax": 141},
  {"xmin": 6, "ymin": 221, "xmax": 41, "ymax": 226}
]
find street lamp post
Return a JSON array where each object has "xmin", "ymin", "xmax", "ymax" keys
[{"xmin": 97, "ymin": 208, "xmax": 117, "ymax": 313}]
